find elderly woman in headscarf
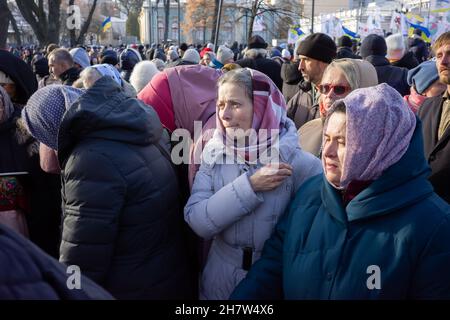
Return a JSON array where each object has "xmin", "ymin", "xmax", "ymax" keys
[
  {"xmin": 298, "ymin": 58, "xmax": 378, "ymax": 158},
  {"xmin": 184, "ymin": 68, "xmax": 322, "ymax": 300},
  {"xmin": 0, "ymin": 73, "xmax": 62, "ymax": 257},
  {"xmin": 231, "ymin": 83, "xmax": 450, "ymax": 300},
  {"xmin": 22, "ymin": 78, "xmax": 195, "ymax": 299}
]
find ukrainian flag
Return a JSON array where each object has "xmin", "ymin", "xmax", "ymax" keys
[
  {"xmin": 407, "ymin": 20, "xmax": 431, "ymax": 43},
  {"xmin": 102, "ymin": 16, "xmax": 112, "ymax": 32},
  {"xmin": 342, "ymin": 26, "xmax": 360, "ymax": 39}
]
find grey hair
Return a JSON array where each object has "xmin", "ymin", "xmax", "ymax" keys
[
  {"xmin": 79, "ymin": 67, "xmax": 102, "ymax": 89},
  {"xmin": 218, "ymin": 68, "xmax": 253, "ymax": 101},
  {"xmin": 244, "ymin": 48, "xmax": 267, "ymax": 59},
  {"xmin": 323, "ymin": 58, "xmax": 359, "ymax": 91}
]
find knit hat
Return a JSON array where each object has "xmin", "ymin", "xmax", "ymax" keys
[
  {"xmin": 207, "ymin": 43, "xmax": 215, "ymax": 50},
  {"xmin": 281, "ymin": 49, "xmax": 291, "ymax": 60},
  {"xmin": 360, "ymin": 34, "xmax": 387, "ymax": 58},
  {"xmin": 297, "ymin": 33, "xmax": 337, "ymax": 63},
  {"xmin": 69, "ymin": 48, "xmax": 90, "ymax": 69},
  {"xmin": 270, "ymin": 48, "xmax": 282, "ymax": 58},
  {"xmin": 407, "ymin": 60, "xmax": 439, "ymax": 94},
  {"xmin": 386, "ymin": 33, "xmax": 406, "ymax": 60},
  {"xmin": 337, "ymin": 35, "xmax": 353, "ymax": 48},
  {"xmin": 247, "ymin": 35, "xmax": 268, "ymax": 49},
  {"xmin": 216, "ymin": 45, "xmax": 234, "ymax": 64},
  {"xmin": 182, "ymin": 49, "xmax": 200, "ymax": 64}
]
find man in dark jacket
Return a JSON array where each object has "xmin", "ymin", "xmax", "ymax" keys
[
  {"xmin": 48, "ymin": 49, "xmax": 80, "ymax": 86},
  {"xmin": 361, "ymin": 34, "xmax": 410, "ymax": 96},
  {"xmin": 0, "ymin": 223, "xmax": 113, "ymax": 299},
  {"xmin": 280, "ymin": 60, "xmax": 303, "ymax": 102},
  {"xmin": 23, "ymin": 79, "xmax": 195, "ymax": 299},
  {"xmin": 417, "ymin": 31, "xmax": 450, "ymax": 203},
  {"xmin": 409, "ymin": 29, "xmax": 429, "ymax": 62},
  {"xmin": 336, "ymin": 35, "xmax": 361, "ymax": 59},
  {"xmin": 236, "ymin": 35, "xmax": 283, "ymax": 90},
  {"xmin": 286, "ymin": 33, "xmax": 337, "ymax": 129}
]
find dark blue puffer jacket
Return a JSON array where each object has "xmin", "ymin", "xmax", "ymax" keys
[
  {"xmin": 57, "ymin": 77, "xmax": 195, "ymax": 299},
  {"xmin": 231, "ymin": 121, "xmax": 450, "ymax": 299},
  {"xmin": 0, "ymin": 224, "xmax": 113, "ymax": 299}
]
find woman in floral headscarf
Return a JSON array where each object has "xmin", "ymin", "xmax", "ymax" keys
[
  {"xmin": 184, "ymin": 68, "xmax": 322, "ymax": 300},
  {"xmin": 232, "ymin": 83, "xmax": 450, "ymax": 300}
]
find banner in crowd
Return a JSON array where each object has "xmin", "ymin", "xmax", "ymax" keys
[{"xmin": 431, "ymin": 0, "xmax": 450, "ymax": 13}]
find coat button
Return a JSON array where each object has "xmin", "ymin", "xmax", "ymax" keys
[
  {"xmin": 326, "ymin": 272, "xmax": 333, "ymax": 281},
  {"xmin": 429, "ymin": 155, "xmax": 436, "ymax": 161}
]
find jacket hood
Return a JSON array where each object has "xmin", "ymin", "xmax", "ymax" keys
[
  {"xmin": 281, "ymin": 61, "xmax": 302, "ymax": 84},
  {"xmin": 57, "ymin": 76, "xmax": 162, "ymax": 164}
]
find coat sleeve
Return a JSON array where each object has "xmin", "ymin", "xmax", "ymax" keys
[
  {"xmin": 184, "ymin": 163, "xmax": 263, "ymax": 239},
  {"xmin": 59, "ymin": 149, "xmax": 126, "ymax": 285},
  {"xmin": 411, "ymin": 213, "xmax": 450, "ymax": 299},
  {"xmin": 230, "ymin": 202, "xmax": 290, "ymax": 300}
]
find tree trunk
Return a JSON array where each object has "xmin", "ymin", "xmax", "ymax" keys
[
  {"xmin": 8, "ymin": 11, "xmax": 22, "ymax": 47},
  {"xmin": 76, "ymin": 0, "xmax": 98, "ymax": 45},
  {"xmin": 210, "ymin": 0, "xmax": 219, "ymax": 44},
  {"xmin": 247, "ymin": 0, "xmax": 259, "ymax": 42},
  {"xmin": 15, "ymin": 0, "xmax": 61, "ymax": 46},
  {"xmin": 47, "ymin": 0, "xmax": 62, "ymax": 44},
  {"xmin": 0, "ymin": 0, "xmax": 9, "ymax": 49},
  {"xmin": 164, "ymin": 0, "xmax": 170, "ymax": 42},
  {"xmin": 69, "ymin": 0, "xmax": 76, "ymax": 46}
]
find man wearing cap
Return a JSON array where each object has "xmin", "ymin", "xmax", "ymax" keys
[
  {"xmin": 235, "ymin": 35, "xmax": 283, "ymax": 90},
  {"xmin": 286, "ymin": 33, "xmax": 337, "ymax": 129},
  {"xmin": 418, "ymin": 31, "xmax": 450, "ymax": 204},
  {"xmin": 409, "ymin": 28, "xmax": 429, "ymax": 63},
  {"xmin": 336, "ymin": 35, "xmax": 360, "ymax": 59}
]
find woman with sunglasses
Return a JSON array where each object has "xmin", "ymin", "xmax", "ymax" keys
[
  {"xmin": 298, "ymin": 58, "xmax": 378, "ymax": 157},
  {"xmin": 232, "ymin": 83, "xmax": 450, "ymax": 299}
]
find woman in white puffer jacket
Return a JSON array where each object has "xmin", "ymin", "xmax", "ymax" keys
[{"xmin": 184, "ymin": 68, "xmax": 322, "ymax": 300}]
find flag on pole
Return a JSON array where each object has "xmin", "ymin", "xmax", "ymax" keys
[
  {"xmin": 102, "ymin": 16, "xmax": 112, "ymax": 32},
  {"xmin": 342, "ymin": 26, "xmax": 360, "ymax": 39},
  {"xmin": 407, "ymin": 19, "xmax": 431, "ymax": 42}
]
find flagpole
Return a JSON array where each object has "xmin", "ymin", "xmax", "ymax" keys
[
  {"xmin": 214, "ymin": 0, "xmax": 224, "ymax": 51},
  {"xmin": 311, "ymin": 0, "xmax": 315, "ymax": 33},
  {"xmin": 427, "ymin": 0, "xmax": 432, "ymax": 30}
]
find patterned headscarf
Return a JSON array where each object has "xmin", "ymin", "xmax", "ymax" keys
[
  {"xmin": 22, "ymin": 85, "xmax": 84, "ymax": 150},
  {"xmin": 88, "ymin": 63, "xmax": 122, "ymax": 86},
  {"xmin": 0, "ymin": 85, "xmax": 14, "ymax": 123},
  {"xmin": 323, "ymin": 83, "xmax": 416, "ymax": 189},
  {"xmin": 204, "ymin": 68, "xmax": 287, "ymax": 165}
]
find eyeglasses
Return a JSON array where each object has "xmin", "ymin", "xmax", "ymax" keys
[{"xmin": 318, "ymin": 84, "xmax": 351, "ymax": 96}]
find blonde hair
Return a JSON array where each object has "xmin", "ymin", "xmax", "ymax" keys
[{"xmin": 433, "ymin": 31, "xmax": 450, "ymax": 53}]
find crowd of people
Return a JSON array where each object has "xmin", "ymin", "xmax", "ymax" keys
[{"xmin": 0, "ymin": 28, "xmax": 450, "ymax": 299}]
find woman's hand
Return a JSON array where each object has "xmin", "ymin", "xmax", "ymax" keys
[{"xmin": 249, "ymin": 163, "xmax": 293, "ymax": 192}]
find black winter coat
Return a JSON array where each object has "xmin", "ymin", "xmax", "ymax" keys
[
  {"xmin": 0, "ymin": 223, "xmax": 113, "ymax": 299},
  {"xmin": 409, "ymin": 37, "xmax": 429, "ymax": 63},
  {"xmin": 60, "ymin": 67, "xmax": 81, "ymax": 86},
  {"xmin": 417, "ymin": 95, "xmax": 450, "ymax": 203},
  {"xmin": 365, "ymin": 55, "xmax": 410, "ymax": 96},
  {"xmin": 0, "ymin": 108, "xmax": 61, "ymax": 258},
  {"xmin": 336, "ymin": 47, "xmax": 361, "ymax": 59},
  {"xmin": 280, "ymin": 61, "xmax": 302, "ymax": 103},
  {"xmin": 57, "ymin": 77, "xmax": 195, "ymax": 299},
  {"xmin": 392, "ymin": 51, "xmax": 419, "ymax": 70}
]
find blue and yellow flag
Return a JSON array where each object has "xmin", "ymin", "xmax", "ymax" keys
[
  {"xmin": 102, "ymin": 16, "xmax": 112, "ymax": 32},
  {"xmin": 407, "ymin": 20, "xmax": 431, "ymax": 43},
  {"xmin": 342, "ymin": 26, "xmax": 360, "ymax": 39}
]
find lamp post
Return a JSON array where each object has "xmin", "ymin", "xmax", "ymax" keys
[
  {"xmin": 311, "ymin": 0, "xmax": 315, "ymax": 33},
  {"xmin": 147, "ymin": 0, "xmax": 152, "ymax": 44},
  {"xmin": 177, "ymin": 0, "xmax": 181, "ymax": 44},
  {"xmin": 214, "ymin": 0, "xmax": 224, "ymax": 50}
]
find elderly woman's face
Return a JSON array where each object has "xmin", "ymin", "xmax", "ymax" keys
[
  {"xmin": 201, "ymin": 55, "xmax": 212, "ymax": 66},
  {"xmin": 323, "ymin": 112, "xmax": 346, "ymax": 187},
  {"xmin": 319, "ymin": 68, "xmax": 352, "ymax": 116},
  {"xmin": 218, "ymin": 82, "xmax": 253, "ymax": 138}
]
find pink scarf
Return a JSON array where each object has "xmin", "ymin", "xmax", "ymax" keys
[{"xmin": 403, "ymin": 86, "xmax": 427, "ymax": 114}]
